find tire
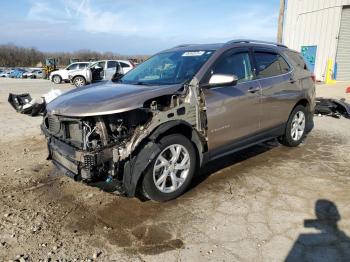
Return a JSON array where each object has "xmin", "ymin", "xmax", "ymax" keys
[
  {"xmin": 279, "ymin": 105, "xmax": 307, "ymax": 147},
  {"xmin": 73, "ymin": 76, "xmax": 86, "ymax": 87},
  {"xmin": 141, "ymin": 134, "xmax": 196, "ymax": 202},
  {"xmin": 52, "ymin": 75, "xmax": 62, "ymax": 84}
]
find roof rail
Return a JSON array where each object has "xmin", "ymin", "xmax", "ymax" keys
[
  {"xmin": 226, "ymin": 39, "xmax": 287, "ymax": 48},
  {"xmin": 173, "ymin": 44, "xmax": 194, "ymax": 48}
]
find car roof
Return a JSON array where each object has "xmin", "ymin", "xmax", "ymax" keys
[{"xmin": 165, "ymin": 39, "xmax": 289, "ymax": 53}]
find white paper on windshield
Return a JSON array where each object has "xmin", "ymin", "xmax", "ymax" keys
[{"xmin": 182, "ymin": 51, "xmax": 206, "ymax": 57}]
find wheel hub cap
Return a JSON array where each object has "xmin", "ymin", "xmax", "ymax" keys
[
  {"xmin": 153, "ymin": 144, "xmax": 190, "ymax": 193},
  {"xmin": 291, "ymin": 111, "xmax": 305, "ymax": 141}
]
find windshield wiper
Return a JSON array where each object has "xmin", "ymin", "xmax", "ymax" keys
[{"xmin": 133, "ymin": 81, "xmax": 153, "ymax": 86}]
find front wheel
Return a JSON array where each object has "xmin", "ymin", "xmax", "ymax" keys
[
  {"xmin": 73, "ymin": 76, "xmax": 86, "ymax": 87},
  {"xmin": 52, "ymin": 75, "xmax": 62, "ymax": 84},
  {"xmin": 279, "ymin": 105, "xmax": 307, "ymax": 147},
  {"xmin": 141, "ymin": 134, "xmax": 196, "ymax": 202}
]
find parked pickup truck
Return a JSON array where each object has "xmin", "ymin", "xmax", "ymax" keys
[{"xmin": 68, "ymin": 60, "xmax": 134, "ymax": 87}]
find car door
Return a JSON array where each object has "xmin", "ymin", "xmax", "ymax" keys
[
  {"xmin": 63, "ymin": 63, "xmax": 78, "ymax": 80},
  {"xmin": 202, "ymin": 48, "xmax": 262, "ymax": 154},
  {"xmin": 253, "ymin": 48, "xmax": 298, "ymax": 130},
  {"xmin": 105, "ymin": 61, "xmax": 118, "ymax": 80}
]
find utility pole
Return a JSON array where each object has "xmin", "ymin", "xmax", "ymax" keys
[{"xmin": 277, "ymin": 0, "xmax": 286, "ymax": 43}]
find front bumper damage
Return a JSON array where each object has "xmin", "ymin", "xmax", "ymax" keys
[
  {"xmin": 47, "ymin": 135, "xmax": 113, "ymax": 181},
  {"xmin": 45, "ymin": 128, "xmax": 163, "ymax": 197}
]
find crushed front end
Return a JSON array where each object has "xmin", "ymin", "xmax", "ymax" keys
[{"xmin": 42, "ymin": 109, "xmax": 150, "ymax": 193}]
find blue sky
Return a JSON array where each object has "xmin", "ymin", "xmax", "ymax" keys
[{"xmin": 0, "ymin": 0, "xmax": 280, "ymax": 55}]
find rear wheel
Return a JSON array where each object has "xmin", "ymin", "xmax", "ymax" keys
[
  {"xmin": 279, "ymin": 105, "xmax": 307, "ymax": 147},
  {"xmin": 73, "ymin": 76, "xmax": 86, "ymax": 87},
  {"xmin": 52, "ymin": 75, "xmax": 62, "ymax": 84},
  {"xmin": 142, "ymin": 134, "xmax": 196, "ymax": 202}
]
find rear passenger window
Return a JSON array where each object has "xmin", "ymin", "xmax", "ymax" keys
[
  {"xmin": 78, "ymin": 63, "xmax": 88, "ymax": 69},
  {"xmin": 254, "ymin": 52, "xmax": 290, "ymax": 78},
  {"xmin": 284, "ymin": 51, "xmax": 307, "ymax": 70},
  {"xmin": 107, "ymin": 61, "xmax": 118, "ymax": 68},
  {"xmin": 212, "ymin": 52, "xmax": 253, "ymax": 83},
  {"xmin": 120, "ymin": 62, "xmax": 130, "ymax": 68}
]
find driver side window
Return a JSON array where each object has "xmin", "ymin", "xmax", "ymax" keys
[{"xmin": 212, "ymin": 52, "xmax": 253, "ymax": 83}]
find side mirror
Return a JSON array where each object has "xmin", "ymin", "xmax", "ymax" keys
[{"xmin": 208, "ymin": 74, "xmax": 238, "ymax": 87}]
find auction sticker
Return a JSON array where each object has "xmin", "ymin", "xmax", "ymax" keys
[{"xmin": 182, "ymin": 51, "xmax": 206, "ymax": 56}]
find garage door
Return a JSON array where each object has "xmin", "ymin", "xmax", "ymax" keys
[{"xmin": 336, "ymin": 7, "xmax": 350, "ymax": 81}]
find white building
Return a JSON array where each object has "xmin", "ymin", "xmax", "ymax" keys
[{"xmin": 283, "ymin": 0, "xmax": 350, "ymax": 81}]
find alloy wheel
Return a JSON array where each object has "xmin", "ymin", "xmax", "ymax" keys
[
  {"xmin": 291, "ymin": 111, "xmax": 305, "ymax": 141},
  {"xmin": 53, "ymin": 76, "xmax": 60, "ymax": 84},
  {"xmin": 74, "ymin": 78, "xmax": 85, "ymax": 87},
  {"xmin": 153, "ymin": 144, "xmax": 191, "ymax": 193}
]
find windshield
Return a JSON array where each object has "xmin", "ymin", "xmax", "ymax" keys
[{"xmin": 121, "ymin": 50, "xmax": 214, "ymax": 85}]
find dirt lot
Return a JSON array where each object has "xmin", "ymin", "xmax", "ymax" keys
[{"xmin": 0, "ymin": 78, "xmax": 349, "ymax": 261}]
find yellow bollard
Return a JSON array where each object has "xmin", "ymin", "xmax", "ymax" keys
[{"xmin": 325, "ymin": 59, "xmax": 337, "ymax": 84}]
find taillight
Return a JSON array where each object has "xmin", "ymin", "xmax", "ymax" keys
[
  {"xmin": 129, "ymin": 60, "xmax": 136, "ymax": 68},
  {"xmin": 311, "ymin": 74, "xmax": 316, "ymax": 83}
]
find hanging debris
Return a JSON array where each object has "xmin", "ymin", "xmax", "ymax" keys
[{"xmin": 315, "ymin": 98, "xmax": 350, "ymax": 119}]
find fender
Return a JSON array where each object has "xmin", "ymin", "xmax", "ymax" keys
[{"xmin": 149, "ymin": 120, "xmax": 206, "ymax": 167}]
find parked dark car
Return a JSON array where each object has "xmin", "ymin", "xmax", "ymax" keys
[{"xmin": 42, "ymin": 39, "xmax": 315, "ymax": 201}]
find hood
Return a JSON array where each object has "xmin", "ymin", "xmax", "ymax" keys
[
  {"xmin": 54, "ymin": 69, "xmax": 67, "ymax": 74},
  {"xmin": 46, "ymin": 82, "xmax": 182, "ymax": 117}
]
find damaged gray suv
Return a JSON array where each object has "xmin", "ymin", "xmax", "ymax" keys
[{"xmin": 43, "ymin": 40, "xmax": 315, "ymax": 202}]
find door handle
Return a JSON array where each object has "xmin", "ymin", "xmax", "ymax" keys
[
  {"xmin": 289, "ymin": 78, "xmax": 296, "ymax": 84},
  {"xmin": 248, "ymin": 87, "xmax": 260, "ymax": 93}
]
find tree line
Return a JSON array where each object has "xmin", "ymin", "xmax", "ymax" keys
[{"xmin": 0, "ymin": 44, "xmax": 149, "ymax": 68}]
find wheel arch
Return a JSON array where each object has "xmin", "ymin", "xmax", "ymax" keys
[
  {"xmin": 148, "ymin": 120, "xmax": 207, "ymax": 167},
  {"xmin": 122, "ymin": 120, "xmax": 207, "ymax": 197},
  {"xmin": 51, "ymin": 74, "xmax": 62, "ymax": 81},
  {"xmin": 72, "ymin": 75, "xmax": 86, "ymax": 81},
  {"xmin": 295, "ymin": 98, "xmax": 310, "ymax": 110}
]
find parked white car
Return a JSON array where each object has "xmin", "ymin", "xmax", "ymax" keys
[
  {"xmin": 117, "ymin": 60, "xmax": 135, "ymax": 74},
  {"xmin": 50, "ymin": 62, "xmax": 90, "ymax": 84},
  {"xmin": 0, "ymin": 70, "xmax": 11, "ymax": 77},
  {"xmin": 22, "ymin": 69, "xmax": 44, "ymax": 79},
  {"xmin": 68, "ymin": 60, "xmax": 134, "ymax": 87}
]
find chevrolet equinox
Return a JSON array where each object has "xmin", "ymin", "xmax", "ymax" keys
[{"xmin": 43, "ymin": 39, "xmax": 315, "ymax": 202}]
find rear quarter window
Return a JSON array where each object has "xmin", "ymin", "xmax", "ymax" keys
[
  {"xmin": 254, "ymin": 51, "xmax": 291, "ymax": 78},
  {"xmin": 120, "ymin": 62, "xmax": 131, "ymax": 68},
  {"xmin": 284, "ymin": 50, "xmax": 308, "ymax": 70}
]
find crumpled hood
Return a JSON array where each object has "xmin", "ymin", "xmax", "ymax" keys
[{"xmin": 46, "ymin": 82, "xmax": 182, "ymax": 117}]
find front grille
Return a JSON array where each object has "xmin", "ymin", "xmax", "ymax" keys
[
  {"xmin": 84, "ymin": 155, "xmax": 96, "ymax": 170},
  {"xmin": 47, "ymin": 114, "xmax": 61, "ymax": 134}
]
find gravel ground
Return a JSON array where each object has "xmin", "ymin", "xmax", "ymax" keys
[{"xmin": 0, "ymin": 78, "xmax": 349, "ymax": 261}]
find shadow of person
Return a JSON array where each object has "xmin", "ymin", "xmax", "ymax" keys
[{"xmin": 285, "ymin": 199, "xmax": 350, "ymax": 262}]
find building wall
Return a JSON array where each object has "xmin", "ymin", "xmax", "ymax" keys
[{"xmin": 283, "ymin": 0, "xmax": 350, "ymax": 81}]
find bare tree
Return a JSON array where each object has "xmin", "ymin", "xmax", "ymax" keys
[{"xmin": 0, "ymin": 44, "xmax": 148, "ymax": 67}]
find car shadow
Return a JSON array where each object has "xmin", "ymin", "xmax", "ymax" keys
[
  {"xmin": 190, "ymin": 138, "xmax": 279, "ymax": 190},
  {"xmin": 285, "ymin": 199, "xmax": 350, "ymax": 261}
]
